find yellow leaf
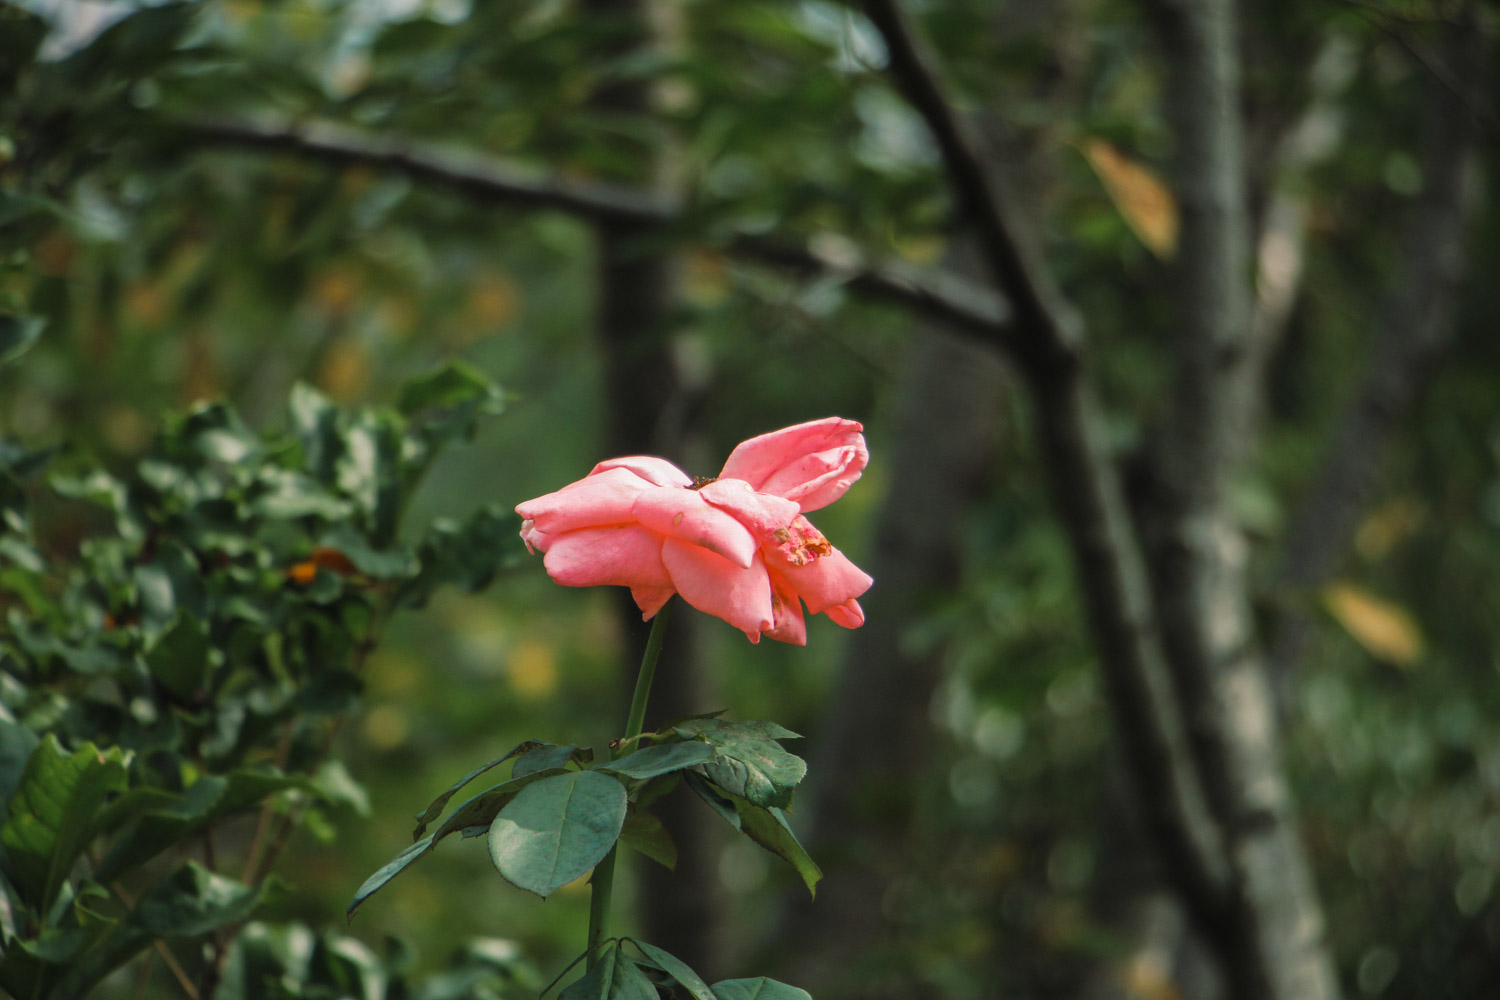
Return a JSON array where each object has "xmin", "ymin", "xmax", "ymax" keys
[
  {"xmin": 1080, "ymin": 138, "xmax": 1178, "ymax": 258},
  {"xmin": 1322, "ymin": 582, "xmax": 1423, "ymax": 667},
  {"xmin": 1354, "ymin": 498, "xmax": 1425, "ymax": 561}
]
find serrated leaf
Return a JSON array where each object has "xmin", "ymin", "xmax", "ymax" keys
[
  {"xmin": 687, "ymin": 775, "xmax": 820, "ymax": 897},
  {"xmin": 630, "ymin": 940, "xmax": 716, "ymax": 1000},
  {"xmin": 674, "ymin": 720, "xmax": 805, "ymax": 809},
  {"xmin": 558, "ymin": 942, "xmax": 658, "ymax": 1000},
  {"xmin": 683, "ymin": 771, "xmax": 740, "ymax": 829},
  {"xmin": 351, "ymin": 768, "xmax": 566, "ymax": 917},
  {"xmin": 412, "ymin": 742, "xmax": 535, "ymax": 839},
  {"xmin": 599, "ymin": 741, "xmax": 714, "ymax": 781},
  {"xmin": 348, "ymin": 834, "xmax": 435, "ymax": 918},
  {"xmin": 514, "ymin": 743, "xmax": 581, "ymax": 778},
  {"xmin": 0, "ymin": 735, "xmax": 128, "ymax": 909},
  {"xmin": 487, "ymin": 771, "xmax": 627, "ymax": 898},
  {"xmin": 619, "ymin": 805, "xmax": 677, "ymax": 870},
  {"xmin": 712, "ymin": 978, "xmax": 813, "ymax": 1000},
  {"xmin": 723, "ymin": 791, "xmax": 821, "ymax": 898}
]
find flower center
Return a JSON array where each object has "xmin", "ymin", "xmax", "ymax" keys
[{"xmin": 773, "ymin": 517, "xmax": 833, "ymax": 567}]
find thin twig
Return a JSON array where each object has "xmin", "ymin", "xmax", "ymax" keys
[
  {"xmin": 859, "ymin": 0, "xmax": 1083, "ymax": 373},
  {"xmin": 112, "ymin": 883, "xmax": 201, "ymax": 1000},
  {"xmin": 1342, "ymin": 0, "xmax": 1500, "ymax": 132}
]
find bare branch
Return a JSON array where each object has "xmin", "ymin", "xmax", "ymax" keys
[
  {"xmin": 179, "ymin": 115, "xmax": 1011, "ymax": 344},
  {"xmin": 859, "ymin": 0, "xmax": 1233, "ymax": 924},
  {"xmin": 860, "ymin": 0, "xmax": 1084, "ymax": 374}
]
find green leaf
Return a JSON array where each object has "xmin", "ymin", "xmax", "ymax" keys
[
  {"xmin": 683, "ymin": 771, "xmax": 741, "ymax": 829},
  {"xmin": 435, "ymin": 769, "xmax": 567, "ymax": 838},
  {"xmin": 630, "ymin": 940, "xmax": 716, "ymax": 1000},
  {"xmin": 130, "ymin": 863, "xmax": 263, "ymax": 936},
  {"xmin": 514, "ymin": 743, "xmax": 582, "ymax": 778},
  {"xmin": 412, "ymin": 742, "xmax": 534, "ymax": 839},
  {"xmin": 712, "ymin": 978, "xmax": 813, "ymax": 1000},
  {"xmin": 399, "ymin": 504, "xmax": 517, "ymax": 608},
  {"xmin": 724, "ymin": 791, "xmax": 821, "ymax": 898},
  {"xmin": 398, "ymin": 361, "xmax": 505, "ymax": 477},
  {"xmin": 674, "ymin": 720, "xmax": 805, "ymax": 809},
  {"xmin": 397, "ymin": 359, "xmax": 504, "ymax": 417},
  {"xmin": 487, "ymin": 771, "xmax": 627, "ymax": 898},
  {"xmin": 46, "ymin": 922, "xmax": 152, "ymax": 1000},
  {"xmin": 0, "ymin": 867, "xmax": 19, "ymax": 944},
  {"xmin": 557, "ymin": 942, "xmax": 657, "ymax": 1000},
  {"xmin": 599, "ymin": 740, "xmax": 714, "ymax": 781},
  {"xmin": 352, "ymin": 767, "xmax": 567, "ymax": 917},
  {"xmin": 0, "ymin": 314, "xmax": 43, "ymax": 368},
  {"xmin": 94, "ymin": 770, "xmax": 310, "ymax": 883},
  {"xmin": 0, "ymin": 719, "xmax": 40, "ymax": 813},
  {"xmin": 0, "ymin": 736, "xmax": 129, "ymax": 909},
  {"xmin": 144, "ymin": 615, "xmax": 211, "ymax": 699},
  {"xmin": 619, "ymin": 805, "xmax": 677, "ymax": 870},
  {"xmin": 347, "ymin": 834, "xmax": 434, "ymax": 918},
  {"xmin": 316, "ymin": 525, "xmax": 418, "ymax": 579}
]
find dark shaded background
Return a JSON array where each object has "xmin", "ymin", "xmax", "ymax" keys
[{"xmin": 2, "ymin": 1, "xmax": 1498, "ymax": 998}]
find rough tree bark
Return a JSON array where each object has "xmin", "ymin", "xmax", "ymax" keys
[
  {"xmin": 582, "ymin": 0, "xmax": 725, "ymax": 974},
  {"xmin": 860, "ymin": 1, "xmax": 1342, "ymax": 997},
  {"xmin": 771, "ymin": 326, "xmax": 1008, "ymax": 1000}
]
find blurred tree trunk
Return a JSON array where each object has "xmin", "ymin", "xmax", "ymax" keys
[
  {"xmin": 583, "ymin": 0, "xmax": 725, "ymax": 975},
  {"xmin": 772, "ymin": 326, "xmax": 1007, "ymax": 999}
]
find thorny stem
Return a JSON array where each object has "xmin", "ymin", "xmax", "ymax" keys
[{"xmin": 585, "ymin": 598, "xmax": 676, "ymax": 970}]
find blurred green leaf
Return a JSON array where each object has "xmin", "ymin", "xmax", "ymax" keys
[
  {"xmin": 0, "ymin": 736, "xmax": 128, "ymax": 910},
  {"xmin": 130, "ymin": 862, "xmax": 263, "ymax": 936},
  {"xmin": 0, "ymin": 315, "xmax": 43, "ymax": 368}
]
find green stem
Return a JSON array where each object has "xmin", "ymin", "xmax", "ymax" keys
[{"xmin": 586, "ymin": 598, "xmax": 676, "ymax": 968}]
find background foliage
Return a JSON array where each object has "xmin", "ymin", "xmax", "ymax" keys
[{"xmin": 2, "ymin": 1, "xmax": 1498, "ymax": 998}]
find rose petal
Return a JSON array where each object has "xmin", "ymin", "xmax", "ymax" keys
[
  {"xmin": 519, "ymin": 519, "xmax": 549, "ymax": 554},
  {"xmin": 763, "ymin": 579, "xmax": 807, "ymax": 646},
  {"xmin": 698, "ymin": 478, "xmax": 800, "ymax": 541},
  {"xmin": 661, "ymin": 538, "xmax": 773, "ymax": 641},
  {"xmin": 718, "ymin": 417, "xmax": 867, "ymax": 512},
  {"xmin": 632, "ymin": 486, "xmax": 757, "ymax": 568},
  {"xmin": 540, "ymin": 524, "xmax": 670, "ymax": 588},
  {"xmin": 631, "ymin": 585, "xmax": 676, "ymax": 620},
  {"xmin": 516, "ymin": 467, "xmax": 652, "ymax": 534},
  {"xmin": 824, "ymin": 598, "xmax": 864, "ymax": 629},
  {"xmin": 769, "ymin": 546, "xmax": 873, "ymax": 615},
  {"xmin": 591, "ymin": 456, "xmax": 694, "ymax": 488}
]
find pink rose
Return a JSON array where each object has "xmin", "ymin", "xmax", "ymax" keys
[{"xmin": 516, "ymin": 418, "xmax": 873, "ymax": 645}]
